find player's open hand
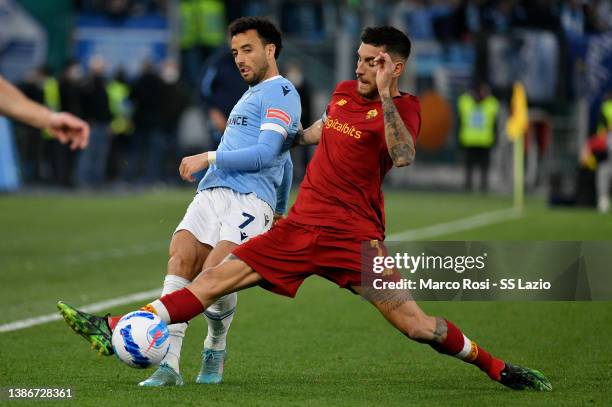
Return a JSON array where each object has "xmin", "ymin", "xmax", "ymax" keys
[
  {"xmin": 48, "ymin": 112, "xmax": 90, "ymax": 150},
  {"xmin": 374, "ymin": 52, "xmax": 395, "ymax": 96},
  {"xmin": 179, "ymin": 152, "xmax": 209, "ymax": 182}
]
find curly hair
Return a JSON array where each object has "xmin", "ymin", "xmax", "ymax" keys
[{"xmin": 228, "ymin": 17, "xmax": 283, "ymax": 59}]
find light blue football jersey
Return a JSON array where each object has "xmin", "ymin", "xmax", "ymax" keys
[{"xmin": 198, "ymin": 75, "xmax": 301, "ymax": 210}]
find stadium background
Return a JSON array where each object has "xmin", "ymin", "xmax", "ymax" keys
[{"xmin": 1, "ymin": 1, "xmax": 611, "ymax": 405}]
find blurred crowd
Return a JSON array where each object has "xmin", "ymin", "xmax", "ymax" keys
[
  {"xmin": 73, "ymin": 1, "xmax": 612, "ymax": 44},
  {"xmin": 74, "ymin": 0, "xmax": 172, "ymax": 18},
  {"xmin": 14, "ymin": 58, "xmax": 192, "ymax": 188},
  {"xmin": 8, "ymin": 0, "xmax": 612, "ymax": 201},
  {"xmin": 389, "ymin": 0, "xmax": 611, "ymax": 40}
]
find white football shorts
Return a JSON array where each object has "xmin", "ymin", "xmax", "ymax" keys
[{"xmin": 175, "ymin": 187, "xmax": 274, "ymax": 247}]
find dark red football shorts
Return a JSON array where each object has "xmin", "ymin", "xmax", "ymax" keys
[{"xmin": 233, "ymin": 218, "xmax": 399, "ymax": 298}]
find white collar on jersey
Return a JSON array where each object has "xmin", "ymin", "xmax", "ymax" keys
[{"xmin": 250, "ymin": 75, "xmax": 283, "ymax": 89}]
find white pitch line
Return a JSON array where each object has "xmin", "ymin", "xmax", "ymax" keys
[
  {"xmin": 387, "ymin": 207, "xmax": 522, "ymax": 241},
  {"xmin": 1, "ymin": 207, "xmax": 522, "ymax": 334},
  {"xmin": 0, "ymin": 289, "xmax": 160, "ymax": 333}
]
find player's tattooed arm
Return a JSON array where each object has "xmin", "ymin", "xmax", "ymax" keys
[
  {"xmin": 380, "ymin": 94, "xmax": 415, "ymax": 167},
  {"xmin": 294, "ymin": 119, "xmax": 323, "ymax": 146}
]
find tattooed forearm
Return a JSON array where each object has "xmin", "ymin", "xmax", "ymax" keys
[
  {"xmin": 381, "ymin": 94, "xmax": 415, "ymax": 167},
  {"xmin": 390, "ymin": 144, "xmax": 413, "ymax": 162},
  {"xmin": 432, "ymin": 316, "xmax": 448, "ymax": 343}
]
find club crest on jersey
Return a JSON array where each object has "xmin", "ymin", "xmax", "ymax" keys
[
  {"xmin": 336, "ymin": 99, "xmax": 348, "ymax": 106},
  {"xmin": 266, "ymin": 108, "xmax": 291, "ymax": 126},
  {"xmin": 366, "ymin": 109, "xmax": 378, "ymax": 119}
]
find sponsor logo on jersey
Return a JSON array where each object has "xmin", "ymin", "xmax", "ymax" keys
[
  {"xmin": 324, "ymin": 117, "xmax": 362, "ymax": 139},
  {"xmin": 266, "ymin": 108, "xmax": 291, "ymax": 125},
  {"xmin": 336, "ymin": 98, "xmax": 348, "ymax": 106},
  {"xmin": 227, "ymin": 115, "xmax": 248, "ymax": 126},
  {"xmin": 366, "ymin": 109, "xmax": 378, "ymax": 119},
  {"xmin": 282, "ymin": 85, "xmax": 291, "ymax": 96}
]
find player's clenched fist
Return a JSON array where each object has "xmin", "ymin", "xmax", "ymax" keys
[{"xmin": 179, "ymin": 152, "xmax": 209, "ymax": 182}]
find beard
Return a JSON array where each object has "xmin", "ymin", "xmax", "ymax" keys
[
  {"xmin": 356, "ymin": 79, "xmax": 378, "ymax": 99},
  {"xmin": 244, "ymin": 61, "xmax": 270, "ymax": 86}
]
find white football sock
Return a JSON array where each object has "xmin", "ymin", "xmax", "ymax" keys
[
  {"xmin": 158, "ymin": 275, "xmax": 190, "ymax": 373},
  {"xmin": 203, "ymin": 293, "xmax": 237, "ymax": 351}
]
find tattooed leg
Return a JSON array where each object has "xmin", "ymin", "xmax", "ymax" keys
[
  {"xmin": 431, "ymin": 316, "xmax": 448, "ymax": 343},
  {"xmin": 355, "ymin": 285, "xmax": 506, "ymax": 381}
]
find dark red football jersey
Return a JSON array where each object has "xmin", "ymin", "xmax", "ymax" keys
[{"xmin": 289, "ymin": 80, "xmax": 421, "ymax": 240}]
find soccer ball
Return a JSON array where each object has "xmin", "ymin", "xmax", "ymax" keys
[{"xmin": 111, "ymin": 311, "xmax": 170, "ymax": 369}]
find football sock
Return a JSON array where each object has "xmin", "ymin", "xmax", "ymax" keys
[
  {"xmin": 108, "ymin": 316, "xmax": 122, "ymax": 331},
  {"xmin": 203, "ymin": 293, "xmax": 237, "ymax": 351},
  {"xmin": 430, "ymin": 319, "xmax": 505, "ymax": 381},
  {"xmin": 148, "ymin": 287, "xmax": 204, "ymax": 324},
  {"xmin": 158, "ymin": 275, "xmax": 190, "ymax": 373}
]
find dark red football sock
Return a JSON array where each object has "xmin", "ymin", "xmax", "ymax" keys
[
  {"xmin": 107, "ymin": 316, "xmax": 122, "ymax": 331},
  {"xmin": 159, "ymin": 288, "xmax": 205, "ymax": 323},
  {"xmin": 431, "ymin": 319, "xmax": 505, "ymax": 381}
]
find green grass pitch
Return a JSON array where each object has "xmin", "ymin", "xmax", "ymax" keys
[{"xmin": 1, "ymin": 189, "xmax": 611, "ymax": 406}]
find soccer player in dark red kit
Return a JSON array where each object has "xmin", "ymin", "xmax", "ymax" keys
[{"xmin": 59, "ymin": 26, "xmax": 551, "ymax": 391}]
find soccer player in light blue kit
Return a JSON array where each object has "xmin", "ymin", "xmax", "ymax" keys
[
  {"xmin": 148, "ymin": 17, "xmax": 301, "ymax": 386},
  {"xmin": 58, "ymin": 17, "xmax": 301, "ymax": 387}
]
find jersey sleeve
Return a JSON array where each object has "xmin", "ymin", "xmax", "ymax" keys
[
  {"xmin": 396, "ymin": 98, "xmax": 421, "ymax": 145},
  {"xmin": 321, "ymin": 81, "xmax": 348, "ymax": 122},
  {"xmin": 322, "ymin": 90, "xmax": 337, "ymax": 122},
  {"xmin": 275, "ymin": 156, "xmax": 293, "ymax": 214},
  {"xmin": 260, "ymin": 83, "xmax": 301, "ymax": 141},
  {"xmin": 215, "ymin": 130, "xmax": 285, "ymax": 171}
]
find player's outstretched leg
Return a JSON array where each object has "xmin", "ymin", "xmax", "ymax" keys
[
  {"xmin": 57, "ymin": 301, "xmax": 114, "ymax": 356},
  {"xmin": 59, "ymin": 257, "xmax": 260, "ymax": 366},
  {"xmin": 197, "ymin": 293, "xmax": 236, "ymax": 384},
  {"xmin": 357, "ymin": 288, "xmax": 552, "ymax": 391},
  {"xmin": 143, "ymin": 255, "xmax": 261, "ymax": 327},
  {"xmin": 429, "ymin": 318, "xmax": 551, "ymax": 391},
  {"xmin": 140, "ymin": 230, "xmax": 210, "ymax": 387}
]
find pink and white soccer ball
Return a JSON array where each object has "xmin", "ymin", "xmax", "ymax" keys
[{"xmin": 111, "ymin": 311, "xmax": 170, "ymax": 369}]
